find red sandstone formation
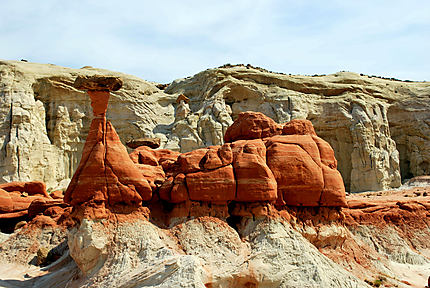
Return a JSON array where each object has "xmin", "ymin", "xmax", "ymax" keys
[
  {"xmin": 0, "ymin": 181, "xmax": 71, "ymax": 232},
  {"xmin": 224, "ymin": 111, "xmax": 282, "ymax": 142},
  {"xmin": 344, "ymin": 187, "xmax": 430, "ymax": 227},
  {"xmin": 129, "ymin": 111, "xmax": 346, "ymax": 209},
  {"xmin": 0, "ymin": 181, "xmax": 50, "ymax": 220},
  {"xmin": 231, "ymin": 139, "xmax": 277, "ymax": 202},
  {"xmin": 64, "ymin": 76, "xmax": 152, "ymax": 212},
  {"xmin": 63, "ymin": 88, "xmax": 346, "ymax": 219},
  {"xmin": 0, "ymin": 181, "xmax": 48, "ymax": 198}
]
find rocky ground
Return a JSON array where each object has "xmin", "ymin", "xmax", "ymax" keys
[{"xmin": 0, "ymin": 183, "xmax": 428, "ymax": 288}]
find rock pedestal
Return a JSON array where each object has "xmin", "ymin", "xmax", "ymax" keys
[{"xmin": 64, "ymin": 76, "xmax": 152, "ymax": 215}]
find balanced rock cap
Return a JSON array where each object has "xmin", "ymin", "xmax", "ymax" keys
[
  {"xmin": 74, "ymin": 75, "xmax": 123, "ymax": 91},
  {"xmin": 176, "ymin": 94, "xmax": 190, "ymax": 104}
]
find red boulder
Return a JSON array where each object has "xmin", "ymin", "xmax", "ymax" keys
[{"xmin": 224, "ymin": 111, "xmax": 282, "ymax": 142}]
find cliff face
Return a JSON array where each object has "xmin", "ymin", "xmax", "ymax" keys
[
  {"xmin": 165, "ymin": 66, "xmax": 430, "ymax": 192},
  {"xmin": 0, "ymin": 60, "xmax": 176, "ymax": 188},
  {"xmin": 0, "ymin": 60, "xmax": 429, "ymax": 192}
]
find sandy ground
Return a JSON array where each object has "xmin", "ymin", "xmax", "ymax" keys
[
  {"xmin": 346, "ymin": 181, "xmax": 430, "ymax": 288},
  {"xmin": 390, "ymin": 262, "xmax": 430, "ymax": 288},
  {"xmin": 347, "ymin": 183, "xmax": 430, "ymax": 202},
  {"xmin": 0, "ymin": 262, "xmax": 48, "ymax": 287}
]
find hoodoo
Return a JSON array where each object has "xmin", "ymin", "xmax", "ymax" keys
[{"xmin": 64, "ymin": 75, "xmax": 152, "ymax": 217}]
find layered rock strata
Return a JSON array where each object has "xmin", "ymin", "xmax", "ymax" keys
[
  {"xmin": 1, "ymin": 61, "xmax": 429, "ymax": 192},
  {"xmin": 63, "ymin": 78, "xmax": 346, "ymax": 222},
  {"xmin": 58, "ymin": 76, "xmax": 351, "ymax": 284}
]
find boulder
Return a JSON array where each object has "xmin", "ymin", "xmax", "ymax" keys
[
  {"xmin": 0, "ymin": 189, "xmax": 14, "ymax": 213},
  {"xmin": 170, "ymin": 174, "xmax": 188, "ymax": 203},
  {"xmin": 177, "ymin": 148, "xmax": 209, "ymax": 173},
  {"xmin": 159, "ymin": 176, "xmax": 174, "ymax": 202},
  {"xmin": 135, "ymin": 164, "xmax": 166, "ymax": 190},
  {"xmin": 224, "ymin": 111, "xmax": 282, "ymax": 143},
  {"xmin": 266, "ymin": 141, "xmax": 324, "ymax": 206},
  {"xmin": 129, "ymin": 146, "xmax": 159, "ymax": 166},
  {"xmin": 126, "ymin": 137, "xmax": 161, "ymax": 149},
  {"xmin": 28, "ymin": 198, "xmax": 68, "ymax": 218},
  {"xmin": 282, "ymin": 119, "xmax": 316, "ymax": 136},
  {"xmin": 73, "ymin": 75, "xmax": 123, "ymax": 92},
  {"xmin": 50, "ymin": 190, "xmax": 64, "ymax": 199},
  {"xmin": 202, "ymin": 144, "xmax": 233, "ymax": 170},
  {"xmin": 264, "ymin": 122, "xmax": 346, "ymax": 207}
]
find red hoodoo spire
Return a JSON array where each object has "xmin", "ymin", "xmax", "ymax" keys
[{"xmin": 64, "ymin": 76, "xmax": 152, "ymax": 215}]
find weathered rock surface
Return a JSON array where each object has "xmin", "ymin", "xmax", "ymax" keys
[
  {"xmin": 0, "ymin": 175, "xmax": 429, "ymax": 288},
  {"xmin": 39, "ymin": 216, "xmax": 369, "ymax": 287},
  {"xmin": 1, "ymin": 61, "xmax": 429, "ymax": 192},
  {"xmin": 1, "ymin": 61, "xmax": 430, "ymax": 288},
  {"xmin": 129, "ymin": 112, "xmax": 346, "ymax": 208},
  {"xmin": 166, "ymin": 66, "xmax": 430, "ymax": 192},
  {"xmin": 0, "ymin": 181, "xmax": 48, "ymax": 197},
  {"xmin": 126, "ymin": 137, "xmax": 161, "ymax": 149},
  {"xmin": 0, "ymin": 60, "xmax": 176, "ymax": 190}
]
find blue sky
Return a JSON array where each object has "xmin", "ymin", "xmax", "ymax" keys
[{"xmin": 1, "ymin": 0, "xmax": 429, "ymax": 83}]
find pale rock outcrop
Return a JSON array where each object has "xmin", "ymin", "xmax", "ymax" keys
[
  {"xmin": 68, "ymin": 219, "xmax": 109, "ymax": 275},
  {"xmin": 65, "ymin": 216, "xmax": 369, "ymax": 288},
  {"xmin": 166, "ymin": 67, "xmax": 429, "ymax": 191},
  {"xmin": 388, "ymin": 97, "xmax": 430, "ymax": 179},
  {"xmin": 1, "ymin": 61, "xmax": 429, "ymax": 192}
]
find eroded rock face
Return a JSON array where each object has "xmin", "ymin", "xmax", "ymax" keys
[
  {"xmin": 0, "ymin": 181, "xmax": 48, "ymax": 197},
  {"xmin": 1, "ymin": 61, "xmax": 428, "ymax": 192},
  {"xmin": 224, "ymin": 111, "xmax": 282, "ymax": 142},
  {"xmin": 0, "ymin": 60, "xmax": 175, "ymax": 189},
  {"xmin": 126, "ymin": 137, "xmax": 161, "ymax": 149},
  {"xmin": 166, "ymin": 67, "xmax": 430, "ymax": 192},
  {"xmin": 68, "ymin": 219, "xmax": 109, "ymax": 276},
  {"xmin": 231, "ymin": 139, "xmax": 277, "ymax": 202}
]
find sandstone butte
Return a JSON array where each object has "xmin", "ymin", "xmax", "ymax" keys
[{"xmin": 60, "ymin": 77, "xmax": 346, "ymax": 220}]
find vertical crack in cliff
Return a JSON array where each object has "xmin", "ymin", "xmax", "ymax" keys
[{"xmin": 103, "ymin": 118, "xmax": 109, "ymax": 205}]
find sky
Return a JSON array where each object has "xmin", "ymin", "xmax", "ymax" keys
[{"xmin": 1, "ymin": 0, "xmax": 429, "ymax": 83}]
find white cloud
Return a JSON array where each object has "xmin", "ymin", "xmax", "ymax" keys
[{"xmin": 0, "ymin": 0, "xmax": 429, "ymax": 82}]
